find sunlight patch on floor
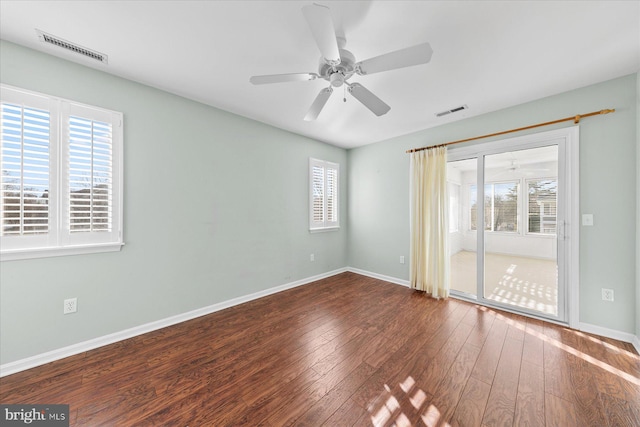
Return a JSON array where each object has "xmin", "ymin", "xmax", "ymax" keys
[
  {"xmin": 480, "ymin": 306, "xmax": 640, "ymax": 385},
  {"xmin": 451, "ymin": 251, "xmax": 558, "ymax": 316},
  {"xmin": 368, "ymin": 377, "xmax": 452, "ymax": 427}
]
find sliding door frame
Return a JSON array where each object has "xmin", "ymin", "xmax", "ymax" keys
[{"xmin": 447, "ymin": 126, "xmax": 580, "ymax": 327}]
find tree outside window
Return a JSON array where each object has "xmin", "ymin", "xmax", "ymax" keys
[{"xmin": 470, "ymin": 182, "xmax": 519, "ymax": 232}]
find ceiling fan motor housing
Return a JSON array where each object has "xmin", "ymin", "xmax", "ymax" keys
[{"xmin": 319, "ymin": 48, "xmax": 356, "ymax": 86}]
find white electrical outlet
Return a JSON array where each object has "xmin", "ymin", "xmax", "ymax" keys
[
  {"xmin": 400, "ymin": 256, "xmax": 405, "ymax": 264},
  {"xmin": 601, "ymin": 288, "xmax": 614, "ymax": 302},
  {"xmin": 310, "ymin": 253, "xmax": 315, "ymax": 262},
  {"xmin": 64, "ymin": 297, "xmax": 77, "ymax": 314}
]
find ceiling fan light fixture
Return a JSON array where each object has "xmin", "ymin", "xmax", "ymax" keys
[{"xmin": 330, "ymin": 72, "xmax": 345, "ymax": 87}]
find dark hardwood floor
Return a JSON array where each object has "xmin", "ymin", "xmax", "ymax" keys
[{"xmin": 1, "ymin": 272, "xmax": 639, "ymax": 426}]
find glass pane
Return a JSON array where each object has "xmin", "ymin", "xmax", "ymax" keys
[
  {"xmin": 491, "ymin": 182, "xmax": 519, "ymax": 232},
  {"xmin": 1, "ymin": 103, "xmax": 51, "ymax": 236},
  {"xmin": 528, "ymin": 179, "xmax": 557, "ymax": 234},
  {"xmin": 69, "ymin": 116, "xmax": 113, "ymax": 233},
  {"xmin": 312, "ymin": 165, "xmax": 324, "ymax": 222},
  {"xmin": 483, "ymin": 146, "xmax": 559, "ymax": 316},
  {"xmin": 448, "ymin": 158, "xmax": 477, "ymax": 297},
  {"xmin": 326, "ymin": 167, "xmax": 337, "ymax": 222}
]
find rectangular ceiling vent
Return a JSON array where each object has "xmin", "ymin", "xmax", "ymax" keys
[
  {"xmin": 436, "ymin": 104, "xmax": 468, "ymax": 117},
  {"xmin": 36, "ymin": 29, "xmax": 108, "ymax": 64}
]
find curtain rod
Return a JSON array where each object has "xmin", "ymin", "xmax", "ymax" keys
[{"xmin": 406, "ymin": 109, "xmax": 615, "ymax": 154}]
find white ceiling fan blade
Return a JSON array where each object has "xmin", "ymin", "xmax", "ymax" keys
[
  {"xmin": 348, "ymin": 83, "xmax": 390, "ymax": 116},
  {"xmin": 356, "ymin": 42, "xmax": 433, "ymax": 75},
  {"xmin": 302, "ymin": 3, "xmax": 341, "ymax": 65},
  {"xmin": 490, "ymin": 170, "xmax": 513, "ymax": 179},
  {"xmin": 304, "ymin": 87, "xmax": 333, "ymax": 121},
  {"xmin": 249, "ymin": 73, "xmax": 318, "ymax": 85}
]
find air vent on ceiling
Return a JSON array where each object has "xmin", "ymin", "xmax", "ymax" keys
[
  {"xmin": 36, "ymin": 29, "xmax": 108, "ymax": 64},
  {"xmin": 436, "ymin": 104, "xmax": 468, "ymax": 117}
]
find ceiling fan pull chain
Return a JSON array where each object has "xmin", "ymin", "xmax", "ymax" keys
[{"xmin": 343, "ymin": 85, "xmax": 347, "ymax": 102}]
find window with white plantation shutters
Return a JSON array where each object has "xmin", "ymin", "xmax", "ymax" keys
[
  {"xmin": 311, "ymin": 163, "xmax": 324, "ymax": 224},
  {"xmin": 309, "ymin": 158, "xmax": 339, "ymax": 230},
  {"xmin": 1, "ymin": 103, "xmax": 51, "ymax": 237},
  {"xmin": 68, "ymin": 116, "xmax": 113, "ymax": 233},
  {"xmin": 326, "ymin": 166, "xmax": 338, "ymax": 223},
  {"xmin": 0, "ymin": 84, "xmax": 123, "ymax": 261}
]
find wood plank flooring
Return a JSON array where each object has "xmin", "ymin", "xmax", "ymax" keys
[{"xmin": 1, "ymin": 272, "xmax": 639, "ymax": 426}]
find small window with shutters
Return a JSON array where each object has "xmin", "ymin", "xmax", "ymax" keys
[
  {"xmin": 309, "ymin": 158, "xmax": 339, "ymax": 231},
  {"xmin": 1, "ymin": 84, "xmax": 123, "ymax": 260}
]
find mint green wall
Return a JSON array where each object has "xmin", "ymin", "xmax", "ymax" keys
[
  {"xmin": 0, "ymin": 41, "xmax": 348, "ymax": 364},
  {"xmin": 1, "ymin": 39, "xmax": 637, "ymax": 365},
  {"xmin": 636, "ymin": 72, "xmax": 640, "ymax": 339},
  {"xmin": 348, "ymin": 74, "xmax": 638, "ymax": 334}
]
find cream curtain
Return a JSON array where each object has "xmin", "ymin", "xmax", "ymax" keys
[{"xmin": 410, "ymin": 146, "xmax": 450, "ymax": 298}]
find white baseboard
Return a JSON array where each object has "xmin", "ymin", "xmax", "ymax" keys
[
  {"xmin": 3, "ymin": 267, "xmax": 637, "ymax": 377},
  {"xmin": 345, "ymin": 267, "xmax": 640, "ymax": 353},
  {"xmin": 0, "ymin": 268, "xmax": 348, "ymax": 377},
  {"xmin": 578, "ymin": 322, "xmax": 640, "ymax": 354},
  {"xmin": 632, "ymin": 335, "xmax": 640, "ymax": 355},
  {"xmin": 346, "ymin": 267, "xmax": 410, "ymax": 287}
]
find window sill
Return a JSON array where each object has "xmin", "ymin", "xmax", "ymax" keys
[
  {"xmin": 1, "ymin": 242, "xmax": 124, "ymax": 261},
  {"xmin": 309, "ymin": 226, "xmax": 340, "ymax": 233},
  {"xmin": 524, "ymin": 233, "xmax": 557, "ymax": 239}
]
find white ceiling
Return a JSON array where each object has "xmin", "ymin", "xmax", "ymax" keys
[{"xmin": 1, "ymin": 1, "xmax": 638, "ymax": 149}]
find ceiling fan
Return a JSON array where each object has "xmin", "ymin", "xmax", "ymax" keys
[
  {"xmin": 491, "ymin": 159, "xmax": 553, "ymax": 179},
  {"xmin": 249, "ymin": 3, "xmax": 433, "ymax": 121}
]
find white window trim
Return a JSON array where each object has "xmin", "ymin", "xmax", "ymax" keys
[
  {"xmin": 0, "ymin": 84, "xmax": 124, "ymax": 261},
  {"xmin": 309, "ymin": 158, "xmax": 340, "ymax": 232}
]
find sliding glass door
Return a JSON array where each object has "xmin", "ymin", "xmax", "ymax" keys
[
  {"xmin": 448, "ymin": 158, "xmax": 477, "ymax": 298},
  {"xmin": 482, "ymin": 146, "xmax": 560, "ymax": 317},
  {"xmin": 447, "ymin": 128, "xmax": 576, "ymax": 323}
]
